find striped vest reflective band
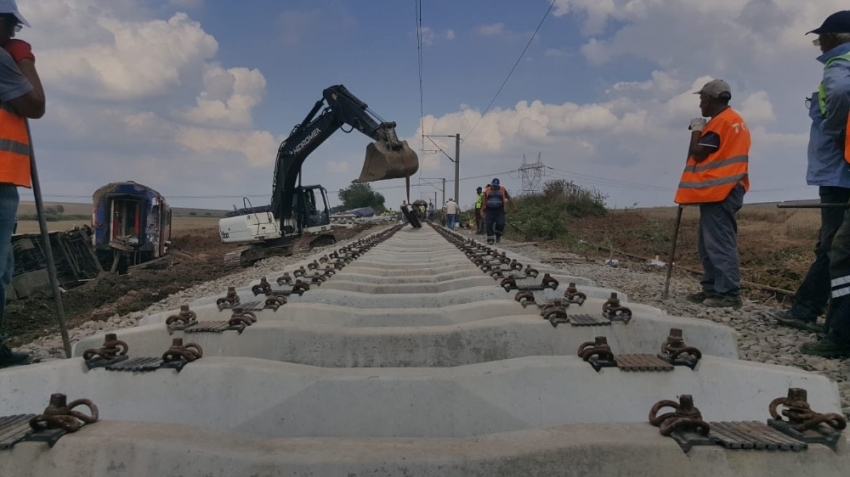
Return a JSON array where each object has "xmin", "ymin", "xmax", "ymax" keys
[
  {"xmin": 674, "ymin": 107, "xmax": 750, "ymax": 205},
  {"xmin": 0, "ymin": 102, "xmax": 31, "ymax": 188},
  {"xmin": 817, "ymin": 52, "xmax": 850, "ymax": 164}
]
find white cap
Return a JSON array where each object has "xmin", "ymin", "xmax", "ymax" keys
[{"xmin": 0, "ymin": 0, "xmax": 30, "ymax": 28}]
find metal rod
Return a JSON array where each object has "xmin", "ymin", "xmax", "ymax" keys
[
  {"xmin": 25, "ymin": 119, "xmax": 72, "ymax": 358},
  {"xmin": 776, "ymin": 202, "xmax": 850, "ymax": 209},
  {"xmin": 454, "ymin": 133, "xmax": 460, "ymax": 204},
  {"xmin": 662, "ymin": 205, "xmax": 684, "ymax": 300}
]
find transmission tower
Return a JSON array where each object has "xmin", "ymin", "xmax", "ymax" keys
[{"xmin": 519, "ymin": 152, "xmax": 545, "ymax": 195}]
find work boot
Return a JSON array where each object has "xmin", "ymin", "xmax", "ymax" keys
[
  {"xmin": 702, "ymin": 294, "xmax": 742, "ymax": 309},
  {"xmin": 487, "ymin": 237, "xmax": 495, "ymax": 245},
  {"xmin": 495, "ymin": 236, "xmax": 501, "ymax": 244},
  {"xmin": 0, "ymin": 344, "xmax": 31, "ymax": 369},
  {"xmin": 767, "ymin": 309, "xmax": 823, "ymax": 333},
  {"xmin": 800, "ymin": 334, "xmax": 850, "ymax": 359},
  {"xmin": 686, "ymin": 290, "xmax": 717, "ymax": 304}
]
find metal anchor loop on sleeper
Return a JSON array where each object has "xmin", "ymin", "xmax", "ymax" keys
[
  {"xmin": 162, "ymin": 338, "xmax": 204, "ymax": 363},
  {"xmin": 228, "ymin": 307, "xmax": 257, "ymax": 327},
  {"xmin": 769, "ymin": 388, "xmax": 847, "ymax": 432},
  {"xmin": 252, "ymin": 277, "xmax": 272, "ymax": 296},
  {"xmin": 649, "ymin": 395, "xmax": 710, "ymax": 437},
  {"xmin": 603, "ymin": 293, "xmax": 632, "ymax": 323},
  {"xmin": 577, "ymin": 336, "xmax": 615, "ymax": 363},
  {"xmin": 29, "ymin": 393, "xmax": 99, "ymax": 433},
  {"xmin": 82, "ymin": 333, "xmax": 129, "ymax": 361},
  {"xmin": 564, "ymin": 283, "xmax": 586, "ymax": 305},
  {"xmin": 166, "ymin": 304, "xmax": 198, "ymax": 327},
  {"xmin": 659, "ymin": 328, "xmax": 702, "ymax": 366},
  {"xmin": 216, "ymin": 287, "xmax": 240, "ymax": 310}
]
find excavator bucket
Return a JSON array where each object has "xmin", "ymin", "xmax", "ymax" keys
[{"xmin": 356, "ymin": 140, "xmax": 419, "ymax": 183}]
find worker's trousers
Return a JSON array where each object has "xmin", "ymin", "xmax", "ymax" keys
[
  {"xmin": 697, "ymin": 184, "xmax": 744, "ymax": 297},
  {"xmin": 0, "ymin": 186, "xmax": 18, "ymax": 346},
  {"xmin": 475, "ymin": 208, "xmax": 482, "ymax": 234},
  {"xmin": 825, "ymin": 208, "xmax": 850, "ymax": 345},
  {"xmin": 484, "ymin": 209, "xmax": 506, "ymax": 243},
  {"xmin": 790, "ymin": 187, "xmax": 850, "ymax": 321}
]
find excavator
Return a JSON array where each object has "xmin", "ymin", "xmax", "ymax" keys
[{"xmin": 219, "ymin": 85, "xmax": 419, "ymax": 266}]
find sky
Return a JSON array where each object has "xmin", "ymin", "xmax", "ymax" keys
[{"xmin": 13, "ymin": 0, "xmax": 850, "ymax": 212}]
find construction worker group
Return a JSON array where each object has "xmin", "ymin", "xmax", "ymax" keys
[
  {"xmin": 673, "ymin": 10, "xmax": 850, "ymax": 358},
  {"xmin": 459, "ymin": 10, "xmax": 850, "ymax": 359}
]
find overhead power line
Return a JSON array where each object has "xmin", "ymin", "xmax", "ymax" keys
[
  {"xmin": 415, "ymin": 0, "xmax": 425, "ymax": 184},
  {"xmin": 463, "ymin": 0, "xmax": 556, "ymax": 143}
]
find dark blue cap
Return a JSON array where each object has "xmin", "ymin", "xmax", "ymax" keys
[
  {"xmin": 491, "ymin": 178, "xmax": 500, "ymax": 186},
  {"xmin": 807, "ymin": 11, "xmax": 850, "ymax": 35}
]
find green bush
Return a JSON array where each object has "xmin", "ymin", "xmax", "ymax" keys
[{"xmin": 509, "ymin": 179, "xmax": 607, "ymax": 241}]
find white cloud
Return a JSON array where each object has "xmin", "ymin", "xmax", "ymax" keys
[
  {"xmin": 326, "ymin": 161, "xmax": 351, "ymax": 174},
  {"xmin": 38, "ymin": 13, "xmax": 218, "ymax": 101},
  {"xmin": 476, "ymin": 23, "xmax": 506, "ymax": 36},
  {"xmin": 176, "ymin": 128, "xmax": 279, "ymax": 167},
  {"xmin": 418, "ymin": 26, "xmax": 454, "ymax": 45},
  {"xmin": 178, "ymin": 64, "xmax": 267, "ymax": 127},
  {"xmin": 17, "ymin": 0, "xmax": 281, "ymax": 207}
]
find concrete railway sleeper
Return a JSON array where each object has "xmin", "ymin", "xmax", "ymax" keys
[{"xmin": 1, "ymin": 223, "xmax": 849, "ymax": 476}]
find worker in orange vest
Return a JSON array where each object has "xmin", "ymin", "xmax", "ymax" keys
[
  {"xmin": 674, "ymin": 79, "xmax": 749, "ymax": 309},
  {"xmin": 481, "ymin": 178, "xmax": 516, "ymax": 245},
  {"xmin": 0, "ymin": 1, "xmax": 45, "ymax": 368}
]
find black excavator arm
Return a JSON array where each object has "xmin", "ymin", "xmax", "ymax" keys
[{"xmin": 270, "ymin": 85, "xmax": 416, "ymax": 221}]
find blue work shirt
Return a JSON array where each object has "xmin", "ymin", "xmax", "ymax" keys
[{"xmin": 807, "ymin": 43, "xmax": 850, "ymax": 187}]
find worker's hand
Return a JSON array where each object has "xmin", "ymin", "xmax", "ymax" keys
[
  {"xmin": 688, "ymin": 118, "xmax": 707, "ymax": 132},
  {"xmin": 3, "ymin": 39, "xmax": 35, "ymax": 64}
]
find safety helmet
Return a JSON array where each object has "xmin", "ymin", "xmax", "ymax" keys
[{"xmin": 491, "ymin": 178, "xmax": 500, "ymax": 187}]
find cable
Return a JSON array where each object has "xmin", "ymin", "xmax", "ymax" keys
[
  {"xmin": 463, "ymin": 0, "xmax": 556, "ymax": 143},
  {"xmin": 415, "ymin": 0, "xmax": 425, "ymax": 184}
]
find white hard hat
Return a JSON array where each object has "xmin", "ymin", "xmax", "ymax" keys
[{"xmin": 0, "ymin": 0, "xmax": 30, "ymax": 28}]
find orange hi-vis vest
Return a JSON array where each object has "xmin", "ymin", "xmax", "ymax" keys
[
  {"xmin": 674, "ymin": 107, "xmax": 750, "ymax": 204},
  {"xmin": 481, "ymin": 185, "xmax": 507, "ymax": 212},
  {"xmin": 0, "ymin": 102, "xmax": 31, "ymax": 188}
]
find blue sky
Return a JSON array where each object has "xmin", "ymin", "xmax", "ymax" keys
[{"xmin": 14, "ymin": 0, "xmax": 850, "ymax": 211}]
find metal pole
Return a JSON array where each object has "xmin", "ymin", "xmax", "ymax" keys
[
  {"xmin": 662, "ymin": 206, "xmax": 684, "ymax": 300},
  {"xmin": 454, "ymin": 134, "xmax": 460, "ymax": 204},
  {"xmin": 442, "ymin": 178, "xmax": 445, "ymax": 205},
  {"xmin": 25, "ymin": 119, "xmax": 72, "ymax": 358}
]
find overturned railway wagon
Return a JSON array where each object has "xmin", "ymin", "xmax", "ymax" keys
[{"xmin": 91, "ymin": 181, "xmax": 172, "ymax": 272}]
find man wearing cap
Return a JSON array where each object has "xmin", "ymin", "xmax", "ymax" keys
[
  {"xmin": 444, "ymin": 198, "xmax": 459, "ymax": 230},
  {"xmin": 481, "ymin": 178, "xmax": 516, "ymax": 245},
  {"xmin": 797, "ymin": 11, "xmax": 850, "ymax": 358},
  {"xmin": 0, "ymin": 0, "xmax": 45, "ymax": 368},
  {"xmin": 771, "ymin": 11, "xmax": 850, "ymax": 338},
  {"xmin": 674, "ymin": 79, "xmax": 750, "ymax": 309},
  {"xmin": 474, "ymin": 186, "xmax": 484, "ymax": 235}
]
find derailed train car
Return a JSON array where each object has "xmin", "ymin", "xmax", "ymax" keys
[{"xmin": 91, "ymin": 181, "xmax": 172, "ymax": 272}]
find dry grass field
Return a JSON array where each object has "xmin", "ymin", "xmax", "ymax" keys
[
  {"xmin": 530, "ymin": 202, "xmax": 823, "ymax": 295},
  {"xmin": 14, "ymin": 201, "xmax": 225, "ymax": 234}
]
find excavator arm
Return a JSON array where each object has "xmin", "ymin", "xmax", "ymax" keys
[{"xmin": 270, "ymin": 85, "xmax": 419, "ymax": 221}]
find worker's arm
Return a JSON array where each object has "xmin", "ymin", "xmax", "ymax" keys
[
  {"xmin": 686, "ymin": 118, "xmax": 717, "ymax": 163},
  {"xmin": 1, "ymin": 41, "xmax": 45, "ymax": 119}
]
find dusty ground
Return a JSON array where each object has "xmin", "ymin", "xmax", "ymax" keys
[
  {"xmin": 3, "ymin": 224, "xmax": 373, "ymax": 348},
  {"xmin": 513, "ymin": 203, "xmax": 821, "ymax": 301}
]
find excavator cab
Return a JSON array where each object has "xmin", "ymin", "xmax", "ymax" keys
[{"xmin": 356, "ymin": 122, "xmax": 420, "ymax": 183}]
